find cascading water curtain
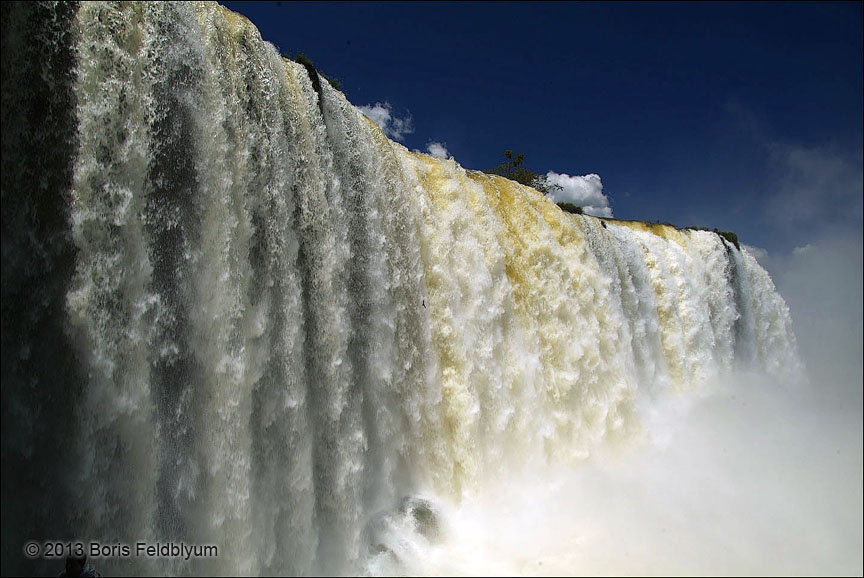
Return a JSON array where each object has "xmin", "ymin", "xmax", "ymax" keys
[{"xmin": 1, "ymin": 2, "xmax": 801, "ymax": 575}]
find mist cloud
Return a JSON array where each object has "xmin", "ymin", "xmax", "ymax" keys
[
  {"xmin": 765, "ymin": 232, "xmax": 863, "ymax": 406},
  {"xmin": 369, "ymin": 374, "xmax": 863, "ymax": 576},
  {"xmin": 766, "ymin": 143, "xmax": 862, "ymax": 228}
]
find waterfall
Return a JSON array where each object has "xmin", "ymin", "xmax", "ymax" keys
[{"xmin": 1, "ymin": 2, "xmax": 803, "ymax": 576}]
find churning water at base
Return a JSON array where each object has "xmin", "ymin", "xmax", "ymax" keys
[
  {"xmin": 4, "ymin": 2, "xmax": 853, "ymax": 576},
  {"xmin": 362, "ymin": 374, "xmax": 862, "ymax": 576}
]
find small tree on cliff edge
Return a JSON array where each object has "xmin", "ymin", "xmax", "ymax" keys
[
  {"xmin": 484, "ymin": 150, "xmax": 561, "ymax": 196},
  {"xmin": 290, "ymin": 53, "xmax": 342, "ymax": 91}
]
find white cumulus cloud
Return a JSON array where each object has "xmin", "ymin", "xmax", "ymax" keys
[
  {"xmin": 426, "ymin": 141, "xmax": 449, "ymax": 159},
  {"xmin": 544, "ymin": 171, "xmax": 613, "ymax": 217},
  {"xmin": 356, "ymin": 102, "xmax": 414, "ymax": 141}
]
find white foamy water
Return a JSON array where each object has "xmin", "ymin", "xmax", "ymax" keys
[{"xmin": 3, "ymin": 3, "xmax": 857, "ymax": 577}]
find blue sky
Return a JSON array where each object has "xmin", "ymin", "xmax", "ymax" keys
[{"xmin": 222, "ymin": 1, "xmax": 862, "ymax": 255}]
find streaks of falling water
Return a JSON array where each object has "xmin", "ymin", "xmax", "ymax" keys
[{"xmin": 0, "ymin": 2, "xmax": 801, "ymax": 575}]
